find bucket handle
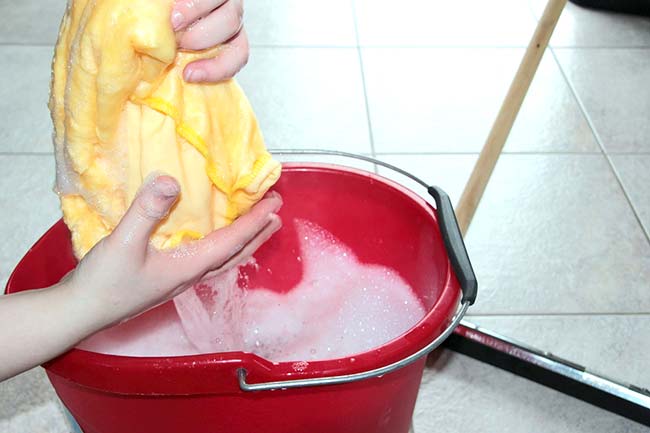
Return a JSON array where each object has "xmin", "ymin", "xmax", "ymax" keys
[{"xmin": 238, "ymin": 150, "xmax": 477, "ymax": 392}]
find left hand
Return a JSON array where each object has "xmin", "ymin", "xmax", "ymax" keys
[{"xmin": 172, "ymin": 0, "xmax": 249, "ymax": 83}]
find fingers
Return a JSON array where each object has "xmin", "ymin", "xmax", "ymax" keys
[
  {"xmin": 175, "ymin": 213, "xmax": 280, "ymax": 295},
  {"xmin": 110, "ymin": 175, "xmax": 180, "ymax": 250},
  {"xmin": 174, "ymin": 0, "xmax": 248, "ymax": 83},
  {"xmin": 177, "ymin": 193, "xmax": 282, "ymax": 273},
  {"xmin": 177, "ymin": 0, "xmax": 244, "ymax": 51},
  {"xmin": 172, "ymin": 0, "xmax": 229, "ymax": 31},
  {"xmin": 212, "ymin": 213, "xmax": 282, "ymax": 275},
  {"xmin": 184, "ymin": 29, "xmax": 249, "ymax": 83}
]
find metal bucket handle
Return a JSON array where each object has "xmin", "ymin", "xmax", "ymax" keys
[{"xmin": 238, "ymin": 150, "xmax": 477, "ymax": 392}]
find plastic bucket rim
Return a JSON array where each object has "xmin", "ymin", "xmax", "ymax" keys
[{"xmin": 7, "ymin": 162, "xmax": 462, "ymax": 394}]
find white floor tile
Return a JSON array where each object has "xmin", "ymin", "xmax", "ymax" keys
[
  {"xmin": 0, "ymin": 46, "xmax": 55, "ymax": 154},
  {"xmin": 610, "ymin": 154, "xmax": 650, "ymax": 234},
  {"xmin": 376, "ymin": 153, "xmax": 650, "ymax": 314},
  {"xmin": 468, "ymin": 315, "xmax": 650, "ymax": 388},
  {"xmin": 0, "ymin": 155, "xmax": 61, "ymax": 288},
  {"xmin": 555, "ymin": 48, "xmax": 650, "ymax": 153},
  {"xmin": 363, "ymin": 48, "xmax": 598, "ymax": 154},
  {"xmin": 238, "ymin": 48, "xmax": 372, "ymax": 153},
  {"xmin": 414, "ymin": 349, "xmax": 648, "ymax": 433},
  {"xmin": 355, "ymin": 0, "xmax": 537, "ymax": 47},
  {"xmin": 0, "ymin": 0, "xmax": 65, "ymax": 45},
  {"xmin": 0, "ymin": 368, "xmax": 67, "ymax": 433},
  {"xmin": 246, "ymin": 0, "xmax": 356, "ymax": 46}
]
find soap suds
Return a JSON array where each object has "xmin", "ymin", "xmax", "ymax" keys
[{"xmin": 79, "ymin": 220, "xmax": 426, "ymax": 362}]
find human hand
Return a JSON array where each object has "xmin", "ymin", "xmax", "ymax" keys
[
  {"xmin": 172, "ymin": 0, "xmax": 249, "ymax": 83},
  {"xmin": 69, "ymin": 174, "xmax": 282, "ymax": 329}
]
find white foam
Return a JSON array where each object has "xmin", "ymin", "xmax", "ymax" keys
[
  {"xmin": 79, "ymin": 220, "xmax": 426, "ymax": 362},
  {"xmin": 78, "ymin": 302, "xmax": 196, "ymax": 357}
]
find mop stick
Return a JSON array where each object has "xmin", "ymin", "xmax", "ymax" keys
[{"xmin": 455, "ymin": 0, "xmax": 567, "ymax": 235}]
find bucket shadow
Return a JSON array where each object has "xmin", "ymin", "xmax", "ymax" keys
[{"xmin": 425, "ymin": 349, "xmax": 453, "ymax": 370}]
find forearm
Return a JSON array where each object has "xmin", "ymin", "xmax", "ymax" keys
[{"xmin": 0, "ymin": 281, "xmax": 103, "ymax": 381}]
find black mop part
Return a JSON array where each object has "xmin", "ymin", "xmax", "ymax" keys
[
  {"xmin": 444, "ymin": 322, "xmax": 650, "ymax": 427},
  {"xmin": 570, "ymin": 0, "xmax": 650, "ymax": 16}
]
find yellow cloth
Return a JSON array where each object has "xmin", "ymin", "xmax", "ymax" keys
[{"xmin": 49, "ymin": 0, "xmax": 281, "ymax": 258}]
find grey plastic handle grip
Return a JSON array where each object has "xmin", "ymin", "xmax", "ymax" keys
[{"xmin": 427, "ymin": 186, "xmax": 478, "ymax": 305}]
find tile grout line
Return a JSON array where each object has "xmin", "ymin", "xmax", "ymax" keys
[
  {"xmin": 467, "ymin": 312, "xmax": 650, "ymax": 317},
  {"xmin": 606, "ymin": 151, "xmax": 650, "ymax": 156},
  {"xmin": 525, "ymin": 0, "xmax": 541, "ymax": 22},
  {"xmin": 349, "ymin": 0, "xmax": 377, "ymax": 165},
  {"xmin": 550, "ymin": 47, "xmax": 650, "ymax": 243}
]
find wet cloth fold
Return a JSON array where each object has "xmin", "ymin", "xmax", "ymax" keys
[{"xmin": 50, "ymin": 0, "xmax": 281, "ymax": 258}]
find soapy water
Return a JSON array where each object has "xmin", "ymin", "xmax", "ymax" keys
[
  {"xmin": 173, "ymin": 262, "xmax": 249, "ymax": 353},
  {"xmin": 79, "ymin": 220, "xmax": 426, "ymax": 362}
]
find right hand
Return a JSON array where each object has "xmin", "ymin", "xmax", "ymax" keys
[
  {"xmin": 172, "ymin": 0, "xmax": 249, "ymax": 83},
  {"xmin": 68, "ymin": 174, "xmax": 282, "ymax": 329}
]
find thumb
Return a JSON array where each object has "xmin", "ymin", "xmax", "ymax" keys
[{"xmin": 111, "ymin": 175, "xmax": 180, "ymax": 249}]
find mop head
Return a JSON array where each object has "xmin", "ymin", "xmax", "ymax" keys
[{"xmin": 49, "ymin": 0, "xmax": 281, "ymax": 258}]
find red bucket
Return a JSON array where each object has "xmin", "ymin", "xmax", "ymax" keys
[{"xmin": 6, "ymin": 161, "xmax": 476, "ymax": 433}]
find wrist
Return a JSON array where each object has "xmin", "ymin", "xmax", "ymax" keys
[{"xmin": 55, "ymin": 274, "xmax": 115, "ymax": 339}]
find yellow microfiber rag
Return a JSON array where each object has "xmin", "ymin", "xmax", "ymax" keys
[{"xmin": 49, "ymin": 0, "xmax": 281, "ymax": 258}]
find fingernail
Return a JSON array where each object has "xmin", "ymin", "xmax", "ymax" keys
[
  {"xmin": 153, "ymin": 178, "xmax": 180, "ymax": 198},
  {"xmin": 269, "ymin": 191, "xmax": 283, "ymax": 204},
  {"xmin": 184, "ymin": 68, "xmax": 207, "ymax": 82},
  {"xmin": 142, "ymin": 171, "xmax": 166, "ymax": 187},
  {"xmin": 171, "ymin": 11, "xmax": 185, "ymax": 30}
]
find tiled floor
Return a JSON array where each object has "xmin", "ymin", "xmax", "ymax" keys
[{"xmin": 1, "ymin": 1, "xmax": 649, "ymax": 432}]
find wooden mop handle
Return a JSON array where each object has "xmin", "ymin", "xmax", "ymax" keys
[{"xmin": 455, "ymin": 0, "xmax": 567, "ymax": 235}]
